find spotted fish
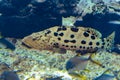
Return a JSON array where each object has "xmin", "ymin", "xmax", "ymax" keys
[{"xmin": 22, "ymin": 26, "xmax": 115, "ymax": 54}]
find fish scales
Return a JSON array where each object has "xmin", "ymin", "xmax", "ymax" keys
[{"xmin": 22, "ymin": 26, "xmax": 115, "ymax": 54}]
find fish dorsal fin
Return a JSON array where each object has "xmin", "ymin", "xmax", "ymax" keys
[{"xmin": 84, "ymin": 27, "xmax": 102, "ymax": 38}]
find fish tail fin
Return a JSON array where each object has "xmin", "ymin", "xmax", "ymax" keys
[{"xmin": 103, "ymin": 31, "xmax": 115, "ymax": 52}]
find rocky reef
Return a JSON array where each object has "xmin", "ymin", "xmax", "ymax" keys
[{"xmin": 0, "ymin": 39, "xmax": 120, "ymax": 80}]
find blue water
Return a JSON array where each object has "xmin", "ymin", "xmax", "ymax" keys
[{"xmin": 0, "ymin": 0, "xmax": 119, "ymax": 45}]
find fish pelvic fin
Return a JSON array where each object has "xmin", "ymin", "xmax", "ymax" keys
[{"xmin": 103, "ymin": 31, "xmax": 115, "ymax": 52}]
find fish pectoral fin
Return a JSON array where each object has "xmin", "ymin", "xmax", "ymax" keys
[{"xmin": 89, "ymin": 53, "xmax": 105, "ymax": 68}]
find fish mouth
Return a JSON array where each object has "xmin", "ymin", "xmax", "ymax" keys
[
  {"xmin": 21, "ymin": 36, "xmax": 34, "ymax": 49},
  {"xmin": 21, "ymin": 42, "xmax": 32, "ymax": 48}
]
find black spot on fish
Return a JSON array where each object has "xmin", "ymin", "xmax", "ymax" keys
[
  {"xmin": 62, "ymin": 26, "xmax": 67, "ymax": 30},
  {"xmin": 90, "ymin": 47, "xmax": 93, "ymax": 49},
  {"xmin": 71, "ymin": 28, "xmax": 79, "ymax": 32},
  {"xmin": 83, "ymin": 46, "xmax": 85, "ymax": 49},
  {"xmin": 89, "ymin": 42, "xmax": 93, "ymax": 45},
  {"xmin": 70, "ymin": 34, "xmax": 74, "ymax": 38},
  {"xmin": 91, "ymin": 35, "xmax": 95, "ymax": 40},
  {"xmin": 87, "ymin": 30, "xmax": 90, "ymax": 33},
  {"xmin": 32, "ymin": 38, "xmax": 37, "ymax": 41},
  {"xmin": 54, "ymin": 32, "xmax": 58, "ymax": 36},
  {"xmin": 102, "ymin": 42, "xmax": 105, "ymax": 45},
  {"xmin": 66, "ymin": 45, "xmax": 69, "ymax": 47},
  {"xmin": 101, "ymin": 46, "xmax": 104, "ymax": 49},
  {"xmin": 96, "ymin": 42, "xmax": 100, "ymax": 46},
  {"xmin": 53, "ymin": 43, "xmax": 59, "ymax": 48},
  {"xmin": 59, "ymin": 33, "xmax": 64, "ymax": 36},
  {"xmin": 58, "ymin": 37, "xmax": 61, "ymax": 40},
  {"xmin": 64, "ymin": 40, "xmax": 69, "ymax": 43},
  {"xmin": 45, "ymin": 30, "xmax": 51, "ymax": 36},
  {"xmin": 57, "ymin": 27, "xmax": 62, "ymax": 32},
  {"xmin": 79, "ymin": 46, "xmax": 82, "ymax": 48},
  {"xmin": 81, "ymin": 40, "xmax": 86, "ymax": 44},
  {"xmin": 83, "ymin": 32, "xmax": 89, "ymax": 37},
  {"xmin": 70, "ymin": 40, "xmax": 76, "ymax": 43}
]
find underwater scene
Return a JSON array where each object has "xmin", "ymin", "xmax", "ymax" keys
[{"xmin": 0, "ymin": 0, "xmax": 120, "ymax": 80}]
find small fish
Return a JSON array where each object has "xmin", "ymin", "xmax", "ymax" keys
[
  {"xmin": 22, "ymin": 26, "xmax": 115, "ymax": 54},
  {"xmin": 0, "ymin": 71, "xmax": 20, "ymax": 80},
  {"xmin": 0, "ymin": 38, "xmax": 16, "ymax": 50},
  {"xmin": 62, "ymin": 16, "xmax": 77, "ymax": 26},
  {"xmin": 108, "ymin": 20, "xmax": 120, "ymax": 25},
  {"xmin": 62, "ymin": 16, "xmax": 83, "ymax": 26},
  {"xmin": 94, "ymin": 74, "xmax": 115, "ymax": 80},
  {"xmin": 66, "ymin": 56, "xmax": 89, "ymax": 72},
  {"xmin": 35, "ymin": 0, "xmax": 46, "ymax": 3},
  {"xmin": 93, "ymin": 69, "xmax": 116, "ymax": 80},
  {"xmin": 0, "ymin": 32, "xmax": 16, "ymax": 50}
]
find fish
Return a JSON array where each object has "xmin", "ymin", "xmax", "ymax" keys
[
  {"xmin": 62, "ymin": 16, "xmax": 77, "ymax": 26},
  {"xmin": 66, "ymin": 56, "xmax": 89, "ymax": 72},
  {"xmin": 93, "ymin": 69, "xmax": 116, "ymax": 80},
  {"xmin": 22, "ymin": 26, "xmax": 115, "ymax": 54},
  {"xmin": 94, "ymin": 74, "xmax": 115, "ymax": 80},
  {"xmin": 0, "ymin": 32, "xmax": 16, "ymax": 50},
  {"xmin": 62, "ymin": 16, "xmax": 83, "ymax": 26},
  {"xmin": 108, "ymin": 20, "xmax": 120, "ymax": 25},
  {"xmin": 0, "ymin": 71, "xmax": 20, "ymax": 80},
  {"xmin": 0, "ymin": 38, "xmax": 16, "ymax": 50}
]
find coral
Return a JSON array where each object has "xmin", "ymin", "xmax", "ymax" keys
[
  {"xmin": 75, "ymin": 0, "xmax": 94, "ymax": 16},
  {"xmin": 75, "ymin": 0, "xmax": 120, "ymax": 18}
]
